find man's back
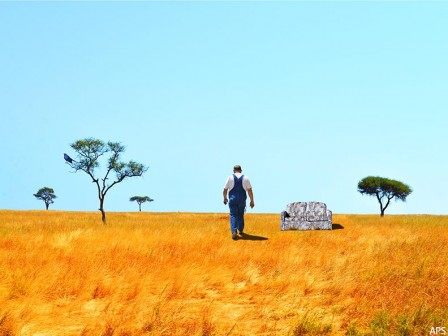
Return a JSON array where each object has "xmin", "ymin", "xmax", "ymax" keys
[{"xmin": 223, "ymin": 173, "xmax": 252, "ymax": 192}]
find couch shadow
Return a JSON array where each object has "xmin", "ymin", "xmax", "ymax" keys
[
  {"xmin": 238, "ymin": 233, "xmax": 268, "ymax": 241},
  {"xmin": 332, "ymin": 223, "xmax": 344, "ymax": 230}
]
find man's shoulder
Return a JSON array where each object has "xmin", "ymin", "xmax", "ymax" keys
[{"xmin": 227, "ymin": 173, "xmax": 248, "ymax": 180}]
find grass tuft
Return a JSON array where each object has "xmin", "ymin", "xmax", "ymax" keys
[{"xmin": 290, "ymin": 311, "xmax": 332, "ymax": 335}]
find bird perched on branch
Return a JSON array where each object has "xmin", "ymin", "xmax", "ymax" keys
[{"xmin": 64, "ymin": 153, "xmax": 75, "ymax": 163}]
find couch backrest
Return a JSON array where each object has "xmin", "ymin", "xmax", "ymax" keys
[
  {"xmin": 286, "ymin": 202, "xmax": 307, "ymax": 217},
  {"xmin": 306, "ymin": 202, "xmax": 327, "ymax": 221},
  {"xmin": 286, "ymin": 201, "xmax": 329, "ymax": 221}
]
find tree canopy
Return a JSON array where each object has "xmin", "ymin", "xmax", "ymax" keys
[
  {"xmin": 358, "ymin": 176, "xmax": 412, "ymax": 216},
  {"xmin": 33, "ymin": 187, "xmax": 57, "ymax": 210},
  {"xmin": 65, "ymin": 138, "xmax": 147, "ymax": 223}
]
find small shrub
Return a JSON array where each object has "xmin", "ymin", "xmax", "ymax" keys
[
  {"xmin": 396, "ymin": 314, "xmax": 411, "ymax": 336},
  {"xmin": 370, "ymin": 311, "xmax": 392, "ymax": 336},
  {"xmin": 346, "ymin": 324, "xmax": 363, "ymax": 336},
  {"xmin": 291, "ymin": 312, "xmax": 332, "ymax": 336}
]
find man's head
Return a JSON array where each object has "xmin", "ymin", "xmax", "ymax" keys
[{"xmin": 233, "ymin": 165, "xmax": 242, "ymax": 173}]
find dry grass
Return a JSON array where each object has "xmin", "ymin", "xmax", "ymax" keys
[{"xmin": 0, "ymin": 211, "xmax": 447, "ymax": 335}]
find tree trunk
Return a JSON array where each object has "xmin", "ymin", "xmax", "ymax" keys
[
  {"xmin": 45, "ymin": 202, "xmax": 49, "ymax": 210},
  {"xmin": 381, "ymin": 206, "xmax": 387, "ymax": 217},
  {"xmin": 379, "ymin": 204, "xmax": 384, "ymax": 217},
  {"xmin": 101, "ymin": 209, "xmax": 106, "ymax": 224},
  {"xmin": 376, "ymin": 192, "xmax": 384, "ymax": 218},
  {"xmin": 139, "ymin": 203, "xmax": 142, "ymax": 212},
  {"xmin": 381, "ymin": 197, "xmax": 392, "ymax": 217},
  {"xmin": 99, "ymin": 198, "xmax": 106, "ymax": 224}
]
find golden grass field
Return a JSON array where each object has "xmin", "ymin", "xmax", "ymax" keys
[{"xmin": 0, "ymin": 211, "xmax": 447, "ymax": 336}]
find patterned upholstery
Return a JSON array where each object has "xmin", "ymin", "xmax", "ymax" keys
[
  {"xmin": 280, "ymin": 202, "xmax": 332, "ymax": 230},
  {"xmin": 286, "ymin": 202, "xmax": 307, "ymax": 219}
]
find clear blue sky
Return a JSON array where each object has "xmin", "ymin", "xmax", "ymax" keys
[{"xmin": 1, "ymin": 2, "xmax": 447, "ymax": 215}]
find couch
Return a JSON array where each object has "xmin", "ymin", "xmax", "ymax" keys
[{"xmin": 280, "ymin": 201, "xmax": 332, "ymax": 230}]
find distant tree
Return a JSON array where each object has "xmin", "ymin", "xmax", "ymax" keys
[
  {"xmin": 130, "ymin": 196, "xmax": 154, "ymax": 212},
  {"xmin": 357, "ymin": 176, "xmax": 412, "ymax": 217},
  {"xmin": 64, "ymin": 138, "xmax": 148, "ymax": 224},
  {"xmin": 34, "ymin": 187, "xmax": 57, "ymax": 210}
]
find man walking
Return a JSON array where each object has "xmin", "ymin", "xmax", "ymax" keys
[{"xmin": 223, "ymin": 165, "xmax": 255, "ymax": 240}]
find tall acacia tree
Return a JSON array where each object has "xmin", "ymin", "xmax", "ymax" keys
[
  {"xmin": 130, "ymin": 196, "xmax": 154, "ymax": 212},
  {"xmin": 358, "ymin": 176, "xmax": 412, "ymax": 217},
  {"xmin": 34, "ymin": 187, "xmax": 57, "ymax": 210},
  {"xmin": 64, "ymin": 138, "xmax": 148, "ymax": 224}
]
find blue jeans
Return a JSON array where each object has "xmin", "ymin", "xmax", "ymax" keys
[{"xmin": 229, "ymin": 200, "xmax": 246, "ymax": 234}]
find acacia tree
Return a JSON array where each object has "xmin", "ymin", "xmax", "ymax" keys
[
  {"xmin": 130, "ymin": 196, "xmax": 154, "ymax": 212},
  {"xmin": 34, "ymin": 187, "xmax": 57, "ymax": 210},
  {"xmin": 358, "ymin": 176, "xmax": 412, "ymax": 217},
  {"xmin": 64, "ymin": 138, "xmax": 148, "ymax": 224}
]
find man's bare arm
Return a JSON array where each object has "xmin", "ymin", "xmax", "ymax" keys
[
  {"xmin": 223, "ymin": 188, "xmax": 228, "ymax": 205},
  {"xmin": 248, "ymin": 188, "xmax": 255, "ymax": 208}
]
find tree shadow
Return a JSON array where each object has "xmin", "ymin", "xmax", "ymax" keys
[
  {"xmin": 332, "ymin": 223, "xmax": 344, "ymax": 230},
  {"xmin": 238, "ymin": 233, "xmax": 268, "ymax": 241}
]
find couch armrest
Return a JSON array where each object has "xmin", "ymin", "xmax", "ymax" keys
[
  {"xmin": 281, "ymin": 211, "xmax": 290, "ymax": 223},
  {"xmin": 326, "ymin": 210, "xmax": 332, "ymax": 222}
]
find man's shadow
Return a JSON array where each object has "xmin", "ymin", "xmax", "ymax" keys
[{"xmin": 238, "ymin": 233, "xmax": 268, "ymax": 241}]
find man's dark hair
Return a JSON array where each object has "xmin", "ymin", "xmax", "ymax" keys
[{"xmin": 233, "ymin": 165, "xmax": 242, "ymax": 172}]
